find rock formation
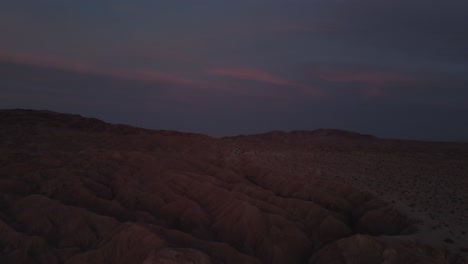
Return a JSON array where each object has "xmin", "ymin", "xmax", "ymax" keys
[{"xmin": 0, "ymin": 109, "xmax": 466, "ymax": 263}]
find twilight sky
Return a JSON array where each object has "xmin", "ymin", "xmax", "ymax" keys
[{"xmin": 1, "ymin": 0, "xmax": 468, "ymax": 141}]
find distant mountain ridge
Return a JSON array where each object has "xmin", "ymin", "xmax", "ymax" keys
[
  {"xmin": 227, "ymin": 129, "xmax": 377, "ymax": 142},
  {"xmin": 0, "ymin": 109, "xmax": 209, "ymax": 138},
  {"xmin": 1, "ymin": 109, "xmax": 376, "ymax": 140}
]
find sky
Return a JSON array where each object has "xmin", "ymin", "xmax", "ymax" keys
[{"xmin": 1, "ymin": 0, "xmax": 468, "ymax": 141}]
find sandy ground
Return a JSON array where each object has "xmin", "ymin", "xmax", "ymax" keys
[
  {"xmin": 322, "ymin": 163, "xmax": 468, "ymax": 255},
  {"xmin": 229, "ymin": 137, "xmax": 468, "ymax": 256}
]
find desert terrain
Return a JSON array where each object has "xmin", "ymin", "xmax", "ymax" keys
[{"xmin": 0, "ymin": 109, "xmax": 467, "ymax": 263}]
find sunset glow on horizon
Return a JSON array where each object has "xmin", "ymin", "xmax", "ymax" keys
[{"xmin": 1, "ymin": 0, "xmax": 468, "ymax": 140}]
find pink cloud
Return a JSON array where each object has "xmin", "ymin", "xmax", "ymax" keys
[
  {"xmin": 208, "ymin": 67, "xmax": 322, "ymax": 97},
  {"xmin": 208, "ymin": 67, "xmax": 300, "ymax": 87},
  {"xmin": 115, "ymin": 70, "xmax": 212, "ymax": 87},
  {"xmin": 1, "ymin": 50, "xmax": 326, "ymax": 103},
  {"xmin": 1, "ymin": 50, "xmax": 307, "ymax": 100},
  {"xmin": 363, "ymin": 87, "xmax": 385, "ymax": 98},
  {"xmin": 0, "ymin": 51, "xmax": 93, "ymax": 75},
  {"xmin": 109, "ymin": 43, "xmax": 200, "ymax": 63},
  {"xmin": 306, "ymin": 65, "xmax": 423, "ymax": 99},
  {"xmin": 0, "ymin": 50, "xmax": 210, "ymax": 88},
  {"xmin": 271, "ymin": 25, "xmax": 333, "ymax": 33},
  {"xmin": 312, "ymin": 67, "xmax": 418, "ymax": 85}
]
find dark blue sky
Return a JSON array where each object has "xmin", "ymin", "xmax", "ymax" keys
[{"xmin": 1, "ymin": 0, "xmax": 468, "ymax": 141}]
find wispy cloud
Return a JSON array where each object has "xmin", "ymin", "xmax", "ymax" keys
[
  {"xmin": 362, "ymin": 87, "xmax": 385, "ymax": 99},
  {"xmin": 0, "ymin": 50, "xmax": 209, "ymax": 88},
  {"xmin": 309, "ymin": 66, "xmax": 419, "ymax": 86},
  {"xmin": 301, "ymin": 64, "xmax": 426, "ymax": 99},
  {"xmin": 109, "ymin": 43, "xmax": 200, "ymax": 64},
  {"xmin": 207, "ymin": 67, "xmax": 299, "ymax": 87},
  {"xmin": 1, "ymin": 51, "xmax": 326, "ymax": 103},
  {"xmin": 0, "ymin": 51, "xmax": 93, "ymax": 75},
  {"xmin": 207, "ymin": 67, "xmax": 321, "ymax": 96},
  {"xmin": 271, "ymin": 25, "xmax": 333, "ymax": 33},
  {"xmin": 0, "ymin": 50, "xmax": 308, "ymax": 99}
]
